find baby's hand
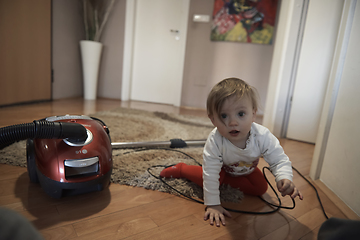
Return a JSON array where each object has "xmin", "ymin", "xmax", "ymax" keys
[
  {"xmin": 204, "ymin": 205, "xmax": 232, "ymax": 227},
  {"xmin": 277, "ymin": 179, "xmax": 303, "ymax": 200}
]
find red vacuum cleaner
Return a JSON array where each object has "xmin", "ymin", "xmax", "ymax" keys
[
  {"xmin": 0, "ymin": 115, "xmax": 205, "ymax": 198},
  {"xmin": 1, "ymin": 115, "xmax": 112, "ymax": 198}
]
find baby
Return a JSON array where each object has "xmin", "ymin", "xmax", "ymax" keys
[{"xmin": 160, "ymin": 78, "xmax": 303, "ymax": 226}]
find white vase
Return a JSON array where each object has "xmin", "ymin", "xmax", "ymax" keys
[{"xmin": 80, "ymin": 40, "xmax": 103, "ymax": 100}]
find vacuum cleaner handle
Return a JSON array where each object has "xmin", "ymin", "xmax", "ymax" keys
[
  {"xmin": 0, "ymin": 120, "xmax": 87, "ymax": 150},
  {"xmin": 111, "ymin": 139, "xmax": 206, "ymax": 149}
]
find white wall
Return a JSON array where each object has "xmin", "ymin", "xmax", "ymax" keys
[
  {"xmin": 52, "ymin": 0, "xmax": 125, "ymax": 100},
  {"xmin": 180, "ymin": 0, "xmax": 276, "ymax": 112},
  {"xmin": 52, "ymin": 0, "xmax": 84, "ymax": 99},
  {"xmin": 314, "ymin": 0, "xmax": 360, "ymax": 216},
  {"xmin": 97, "ymin": 0, "xmax": 126, "ymax": 99},
  {"xmin": 54, "ymin": 0, "xmax": 276, "ymax": 106}
]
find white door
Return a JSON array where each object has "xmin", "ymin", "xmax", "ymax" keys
[
  {"xmin": 130, "ymin": 0, "xmax": 189, "ymax": 106},
  {"xmin": 286, "ymin": 0, "xmax": 344, "ymax": 143}
]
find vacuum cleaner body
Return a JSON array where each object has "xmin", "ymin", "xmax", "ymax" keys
[{"xmin": 26, "ymin": 115, "xmax": 112, "ymax": 198}]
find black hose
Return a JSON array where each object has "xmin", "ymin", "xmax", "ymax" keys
[{"xmin": 0, "ymin": 120, "xmax": 87, "ymax": 149}]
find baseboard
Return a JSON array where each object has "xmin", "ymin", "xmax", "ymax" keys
[{"xmin": 315, "ymin": 179, "xmax": 360, "ymax": 220}]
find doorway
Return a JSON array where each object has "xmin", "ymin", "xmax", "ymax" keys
[
  {"xmin": 122, "ymin": 0, "xmax": 190, "ymax": 107},
  {"xmin": 285, "ymin": 0, "xmax": 345, "ymax": 144}
]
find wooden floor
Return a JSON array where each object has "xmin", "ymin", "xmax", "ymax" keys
[{"xmin": 0, "ymin": 98, "xmax": 355, "ymax": 239}]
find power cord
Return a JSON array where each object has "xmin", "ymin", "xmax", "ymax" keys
[
  {"xmin": 121, "ymin": 147, "xmax": 328, "ymax": 218},
  {"xmin": 292, "ymin": 166, "xmax": 329, "ymax": 219}
]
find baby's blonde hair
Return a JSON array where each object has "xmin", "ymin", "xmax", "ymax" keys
[{"xmin": 207, "ymin": 78, "xmax": 259, "ymax": 118}]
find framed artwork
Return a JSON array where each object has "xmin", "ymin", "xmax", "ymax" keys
[{"xmin": 211, "ymin": 0, "xmax": 279, "ymax": 44}]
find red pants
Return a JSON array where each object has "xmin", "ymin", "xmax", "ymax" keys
[{"xmin": 180, "ymin": 165, "xmax": 268, "ymax": 196}]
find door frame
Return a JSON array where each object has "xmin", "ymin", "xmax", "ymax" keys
[
  {"xmin": 121, "ymin": 0, "xmax": 190, "ymax": 106},
  {"xmin": 121, "ymin": 0, "xmax": 136, "ymax": 102},
  {"xmin": 262, "ymin": 0, "xmax": 309, "ymax": 137}
]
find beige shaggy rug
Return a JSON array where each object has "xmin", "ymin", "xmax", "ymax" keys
[{"xmin": 0, "ymin": 107, "xmax": 243, "ymax": 202}]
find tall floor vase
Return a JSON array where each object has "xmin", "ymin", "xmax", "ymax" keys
[{"xmin": 80, "ymin": 40, "xmax": 103, "ymax": 100}]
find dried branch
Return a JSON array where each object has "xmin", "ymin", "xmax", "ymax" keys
[
  {"xmin": 81, "ymin": 0, "xmax": 115, "ymax": 42},
  {"xmin": 95, "ymin": 0, "xmax": 115, "ymax": 41}
]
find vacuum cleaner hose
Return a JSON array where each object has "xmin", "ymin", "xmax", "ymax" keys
[{"xmin": 0, "ymin": 120, "xmax": 87, "ymax": 150}]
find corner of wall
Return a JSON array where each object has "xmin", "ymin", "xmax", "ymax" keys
[{"xmin": 263, "ymin": 0, "xmax": 293, "ymax": 135}]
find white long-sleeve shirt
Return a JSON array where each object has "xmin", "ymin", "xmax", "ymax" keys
[{"xmin": 203, "ymin": 122, "xmax": 293, "ymax": 206}]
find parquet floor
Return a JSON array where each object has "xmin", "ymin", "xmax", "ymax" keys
[{"xmin": 0, "ymin": 98, "xmax": 355, "ymax": 239}]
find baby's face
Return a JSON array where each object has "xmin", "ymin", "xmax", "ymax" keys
[{"xmin": 209, "ymin": 95, "xmax": 256, "ymax": 148}]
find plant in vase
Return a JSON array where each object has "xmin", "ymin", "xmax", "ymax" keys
[{"xmin": 80, "ymin": 0, "xmax": 115, "ymax": 100}]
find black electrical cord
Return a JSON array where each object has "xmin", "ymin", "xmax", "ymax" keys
[
  {"xmin": 120, "ymin": 147, "xmax": 328, "ymax": 218},
  {"xmin": 292, "ymin": 166, "xmax": 329, "ymax": 219}
]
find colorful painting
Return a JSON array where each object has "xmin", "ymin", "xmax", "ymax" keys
[{"xmin": 211, "ymin": 0, "xmax": 279, "ymax": 44}]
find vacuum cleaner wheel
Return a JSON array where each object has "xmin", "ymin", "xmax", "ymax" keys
[{"xmin": 26, "ymin": 139, "xmax": 39, "ymax": 183}]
